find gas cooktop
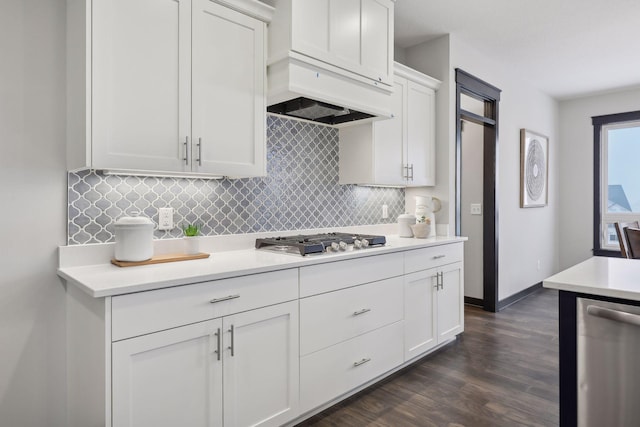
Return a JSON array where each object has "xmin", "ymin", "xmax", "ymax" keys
[{"xmin": 255, "ymin": 232, "xmax": 386, "ymax": 256}]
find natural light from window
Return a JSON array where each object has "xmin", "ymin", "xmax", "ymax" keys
[{"xmin": 602, "ymin": 120, "xmax": 640, "ymax": 249}]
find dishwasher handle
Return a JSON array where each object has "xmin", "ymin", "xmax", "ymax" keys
[{"xmin": 587, "ymin": 305, "xmax": 640, "ymax": 327}]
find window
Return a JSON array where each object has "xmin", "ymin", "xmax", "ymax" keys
[{"xmin": 593, "ymin": 111, "xmax": 640, "ymax": 255}]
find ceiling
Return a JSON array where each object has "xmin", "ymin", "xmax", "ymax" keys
[{"xmin": 394, "ymin": 0, "xmax": 640, "ymax": 100}]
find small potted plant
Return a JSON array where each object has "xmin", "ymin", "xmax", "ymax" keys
[{"xmin": 182, "ymin": 223, "xmax": 202, "ymax": 255}]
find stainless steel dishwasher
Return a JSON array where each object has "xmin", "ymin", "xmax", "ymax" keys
[{"xmin": 577, "ymin": 297, "xmax": 640, "ymax": 427}]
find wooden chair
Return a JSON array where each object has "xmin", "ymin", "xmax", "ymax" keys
[
  {"xmin": 615, "ymin": 221, "xmax": 639, "ymax": 258},
  {"xmin": 624, "ymin": 227, "xmax": 640, "ymax": 259}
]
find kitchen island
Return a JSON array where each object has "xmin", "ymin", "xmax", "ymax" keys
[{"xmin": 543, "ymin": 256, "xmax": 640, "ymax": 427}]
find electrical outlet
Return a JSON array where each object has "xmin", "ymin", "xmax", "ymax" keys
[
  {"xmin": 382, "ymin": 204, "xmax": 389, "ymax": 219},
  {"xmin": 158, "ymin": 207, "xmax": 174, "ymax": 230},
  {"xmin": 470, "ymin": 203, "xmax": 482, "ymax": 215}
]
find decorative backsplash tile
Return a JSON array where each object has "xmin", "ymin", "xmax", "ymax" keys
[{"xmin": 67, "ymin": 115, "xmax": 405, "ymax": 244}]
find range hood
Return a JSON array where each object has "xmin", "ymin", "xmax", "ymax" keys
[
  {"xmin": 267, "ymin": 97, "xmax": 374, "ymax": 125},
  {"xmin": 267, "ymin": 52, "xmax": 393, "ymax": 126}
]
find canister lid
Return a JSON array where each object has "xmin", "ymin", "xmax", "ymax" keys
[{"xmin": 115, "ymin": 211, "xmax": 154, "ymax": 226}]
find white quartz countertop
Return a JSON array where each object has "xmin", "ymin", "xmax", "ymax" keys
[
  {"xmin": 543, "ymin": 256, "xmax": 640, "ymax": 301},
  {"xmin": 58, "ymin": 235, "xmax": 466, "ymax": 298}
]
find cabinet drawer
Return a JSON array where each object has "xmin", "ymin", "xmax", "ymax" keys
[
  {"xmin": 300, "ymin": 321, "xmax": 404, "ymax": 413},
  {"xmin": 300, "ymin": 277, "xmax": 403, "ymax": 356},
  {"xmin": 112, "ymin": 269, "xmax": 298, "ymax": 341},
  {"xmin": 404, "ymin": 242, "xmax": 463, "ymax": 274},
  {"xmin": 299, "ymin": 252, "xmax": 403, "ymax": 297}
]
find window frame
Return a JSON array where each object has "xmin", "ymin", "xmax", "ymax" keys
[{"xmin": 593, "ymin": 110, "xmax": 640, "ymax": 256}]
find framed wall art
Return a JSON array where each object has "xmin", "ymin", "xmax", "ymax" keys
[{"xmin": 520, "ymin": 129, "xmax": 549, "ymax": 208}]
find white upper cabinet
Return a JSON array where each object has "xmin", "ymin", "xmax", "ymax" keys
[
  {"xmin": 191, "ymin": 0, "xmax": 266, "ymax": 176},
  {"xmin": 289, "ymin": 0, "xmax": 394, "ymax": 85},
  {"xmin": 266, "ymin": 0, "xmax": 394, "ymax": 118},
  {"xmin": 339, "ymin": 62, "xmax": 441, "ymax": 186},
  {"xmin": 68, "ymin": 0, "xmax": 272, "ymax": 177},
  {"xmin": 91, "ymin": 0, "xmax": 191, "ymax": 174}
]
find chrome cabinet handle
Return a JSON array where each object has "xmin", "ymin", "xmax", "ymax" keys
[
  {"xmin": 209, "ymin": 294, "xmax": 240, "ymax": 304},
  {"xmin": 587, "ymin": 305, "xmax": 640, "ymax": 327},
  {"xmin": 439, "ymin": 272, "xmax": 444, "ymax": 290},
  {"xmin": 183, "ymin": 136, "xmax": 189, "ymax": 165},
  {"xmin": 214, "ymin": 328, "xmax": 221, "ymax": 361},
  {"xmin": 353, "ymin": 308, "xmax": 371, "ymax": 316},
  {"xmin": 228, "ymin": 325, "xmax": 235, "ymax": 357},
  {"xmin": 409, "ymin": 164, "xmax": 414, "ymax": 180},
  {"xmin": 434, "ymin": 272, "xmax": 443, "ymax": 290},
  {"xmin": 353, "ymin": 358, "xmax": 371, "ymax": 367},
  {"xmin": 432, "ymin": 255, "xmax": 446, "ymax": 260},
  {"xmin": 196, "ymin": 137, "xmax": 202, "ymax": 166}
]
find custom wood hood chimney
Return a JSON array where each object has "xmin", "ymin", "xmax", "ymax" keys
[{"xmin": 265, "ymin": 0, "xmax": 396, "ymax": 126}]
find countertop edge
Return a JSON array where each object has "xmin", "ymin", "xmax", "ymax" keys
[
  {"xmin": 59, "ymin": 236, "xmax": 468, "ymax": 298},
  {"xmin": 542, "ymin": 256, "xmax": 640, "ymax": 302}
]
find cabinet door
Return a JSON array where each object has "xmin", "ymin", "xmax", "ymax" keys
[
  {"xmin": 223, "ymin": 301, "xmax": 299, "ymax": 427},
  {"xmin": 92, "ymin": 0, "xmax": 191, "ymax": 172},
  {"xmin": 112, "ymin": 319, "xmax": 223, "ymax": 427},
  {"xmin": 361, "ymin": 0, "xmax": 394, "ymax": 84},
  {"xmin": 291, "ymin": 0, "xmax": 393, "ymax": 85},
  {"xmin": 192, "ymin": 0, "xmax": 266, "ymax": 177},
  {"xmin": 373, "ymin": 77, "xmax": 406, "ymax": 186},
  {"xmin": 406, "ymin": 81, "xmax": 436, "ymax": 186},
  {"xmin": 404, "ymin": 268, "xmax": 437, "ymax": 361},
  {"xmin": 437, "ymin": 262, "xmax": 464, "ymax": 342}
]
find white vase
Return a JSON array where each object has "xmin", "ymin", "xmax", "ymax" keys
[{"xmin": 183, "ymin": 237, "xmax": 200, "ymax": 255}]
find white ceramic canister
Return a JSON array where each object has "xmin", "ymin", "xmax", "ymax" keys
[
  {"xmin": 397, "ymin": 213, "xmax": 416, "ymax": 238},
  {"xmin": 114, "ymin": 212, "xmax": 155, "ymax": 261}
]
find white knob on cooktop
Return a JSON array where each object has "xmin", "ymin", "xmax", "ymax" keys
[
  {"xmin": 353, "ymin": 239, "xmax": 362, "ymax": 249},
  {"xmin": 338, "ymin": 241, "xmax": 348, "ymax": 250},
  {"xmin": 330, "ymin": 242, "xmax": 340, "ymax": 251},
  {"xmin": 361, "ymin": 239, "xmax": 370, "ymax": 247}
]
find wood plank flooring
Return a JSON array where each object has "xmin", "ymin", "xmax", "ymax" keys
[{"xmin": 296, "ymin": 288, "xmax": 559, "ymax": 427}]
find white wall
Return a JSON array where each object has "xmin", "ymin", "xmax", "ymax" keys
[
  {"xmin": 405, "ymin": 34, "xmax": 560, "ymax": 301},
  {"xmin": 0, "ymin": 1, "xmax": 68, "ymax": 426},
  {"xmin": 558, "ymin": 88, "xmax": 640, "ymax": 269}
]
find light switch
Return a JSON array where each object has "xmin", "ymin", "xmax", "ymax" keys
[{"xmin": 470, "ymin": 203, "xmax": 482, "ymax": 215}]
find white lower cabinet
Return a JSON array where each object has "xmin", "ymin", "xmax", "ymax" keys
[
  {"xmin": 298, "ymin": 257, "xmax": 405, "ymax": 415},
  {"xmin": 300, "ymin": 321, "xmax": 404, "ymax": 412},
  {"xmin": 404, "ymin": 261, "xmax": 464, "ymax": 362},
  {"xmin": 222, "ymin": 302, "xmax": 299, "ymax": 427},
  {"xmin": 113, "ymin": 301, "xmax": 299, "ymax": 427},
  {"xmin": 112, "ymin": 319, "xmax": 223, "ymax": 427},
  {"xmin": 65, "ymin": 242, "xmax": 465, "ymax": 427}
]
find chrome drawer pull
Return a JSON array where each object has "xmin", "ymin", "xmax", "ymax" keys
[
  {"xmin": 432, "ymin": 255, "xmax": 446, "ymax": 259},
  {"xmin": 353, "ymin": 358, "xmax": 371, "ymax": 367},
  {"xmin": 197, "ymin": 137, "xmax": 202, "ymax": 166},
  {"xmin": 214, "ymin": 328, "xmax": 221, "ymax": 361},
  {"xmin": 183, "ymin": 136, "xmax": 189, "ymax": 165},
  {"xmin": 353, "ymin": 308, "xmax": 371, "ymax": 316},
  {"xmin": 228, "ymin": 325, "xmax": 235, "ymax": 357},
  {"xmin": 209, "ymin": 294, "xmax": 240, "ymax": 304}
]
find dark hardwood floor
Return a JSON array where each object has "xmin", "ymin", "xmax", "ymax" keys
[{"xmin": 297, "ymin": 288, "xmax": 559, "ymax": 427}]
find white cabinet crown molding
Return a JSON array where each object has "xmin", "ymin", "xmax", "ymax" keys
[
  {"xmin": 212, "ymin": 0, "xmax": 274, "ymax": 22},
  {"xmin": 394, "ymin": 61, "xmax": 441, "ymax": 91}
]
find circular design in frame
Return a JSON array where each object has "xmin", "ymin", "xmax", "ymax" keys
[
  {"xmin": 520, "ymin": 129, "xmax": 549, "ymax": 208},
  {"xmin": 525, "ymin": 139, "xmax": 546, "ymax": 201}
]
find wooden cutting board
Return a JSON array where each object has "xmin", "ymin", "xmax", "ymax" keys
[{"xmin": 111, "ymin": 252, "xmax": 210, "ymax": 267}]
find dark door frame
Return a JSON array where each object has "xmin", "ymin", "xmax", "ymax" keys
[{"xmin": 455, "ymin": 69, "xmax": 501, "ymax": 312}]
